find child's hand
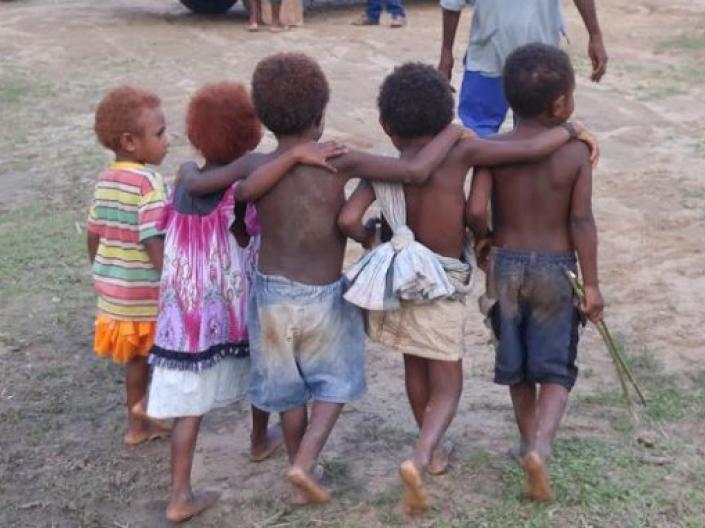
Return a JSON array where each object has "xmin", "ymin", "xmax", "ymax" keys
[
  {"xmin": 294, "ymin": 141, "xmax": 348, "ymax": 173},
  {"xmin": 569, "ymin": 121, "xmax": 600, "ymax": 167},
  {"xmin": 474, "ymin": 236, "xmax": 492, "ymax": 272},
  {"xmin": 580, "ymin": 285, "xmax": 605, "ymax": 323}
]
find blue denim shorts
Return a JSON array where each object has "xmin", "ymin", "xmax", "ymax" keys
[
  {"xmin": 247, "ymin": 272, "xmax": 366, "ymax": 413},
  {"xmin": 489, "ymin": 248, "xmax": 582, "ymax": 390}
]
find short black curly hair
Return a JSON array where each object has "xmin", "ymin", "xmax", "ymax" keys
[
  {"xmin": 251, "ymin": 53, "xmax": 330, "ymax": 136},
  {"xmin": 503, "ymin": 43, "xmax": 575, "ymax": 118},
  {"xmin": 377, "ymin": 62, "xmax": 454, "ymax": 140}
]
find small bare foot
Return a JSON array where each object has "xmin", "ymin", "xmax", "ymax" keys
[
  {"xmin": 399, "ymin": 459, "xmax": 430, "ymax": 514},
  {"xmin": 247, "ymin": 22, "xmax": 259, "ymax": 32},
  {"xmin": 522, "ymin": 452, "xmax": 554, "ymax": 502},
  {"xmin": 131, "ymin": 401, "xmax": 172, "ymax": 434},
  {"xmin": 123, "ymin": 428, "xmax": 152, "ymax": 446},
  {"xmin": 288, "ymin": 466, "xmax": 331, "ymax": 504},
  {"xmin": 165, "ymin": 490, "xmax": 220, "ymax": 523},
  {"xmin": 250, "ymin": 424, "xmax": 283, "ymax": 462},
  {"xmin": 428, "ymin": 441, "xmax": 454, "ymax": 476},
  {"xmin": 269, "ymin": 24, "xmax": 290, "ymax": 33}
]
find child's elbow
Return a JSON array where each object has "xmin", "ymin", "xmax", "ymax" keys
[
  {"xmin": 234, "ymin": 184, "xmax": 253, "ymax": 202},
  {"xmin": 570, "ymin": 214, "xmax": 595, "ymax": 232},
  {"xmin": 337, "ymin": 210, "xmax": 358, "ymax": 237}
]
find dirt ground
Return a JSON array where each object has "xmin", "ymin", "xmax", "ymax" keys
[{"xmin": 1, "ymin": 0, "xmax": 705, "ymax": 526}]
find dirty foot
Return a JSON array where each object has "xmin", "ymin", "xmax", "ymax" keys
[
  {"xmin": 123, "ymin": 428, "xmax": 152, "ymax": 446},
  {"xmin": 269, "ymin": 24, "xmax": 290, "ymax": 33},
  {"xmin": 250, "ymin": 424, "xmax": 284, "ymax": 462},
  {"xmin": 130, "ymin": 400, "xmax": 172, "ymax": 435},
  {"xmin": 522, "ymin": 452, "xmax": 554, "ymax": 502},
  {"xmin": 165, "ymin": 490, "xmax": 220, "ymax": 523},
  {"xmin": 247, "ymin": 22, "xmax": 259, "ymax": 32},
  {"xmin": 428, "ymin": 440, "xmax": 454, "ymax": 476},
  {"xmin": 288, "ymin": 466, "xmax": 331, "ymax": 504},
  {"xmin": 399, "ymin": 459, "xmax": 430, "ymax": 514}
]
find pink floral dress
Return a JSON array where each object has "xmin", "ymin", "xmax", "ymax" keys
[{"xmin": 147, "ymin": 182, "xmax": 259, "ymax": 419}]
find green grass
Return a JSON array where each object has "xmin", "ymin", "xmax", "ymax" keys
[
  {"xmin": 0, "ymin": 203, "xmax": 90, "ymax": 300},
  {"xmin": 657, "ymin": 37, "xmax": 705, "ymax": 52}
]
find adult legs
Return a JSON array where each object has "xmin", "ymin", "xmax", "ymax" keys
[
  {"xmin": 365, "ymin": 0, "xmax": 383, "ymax": 22},
  {"xmin": 458, "ymin": 71, "xmax": 510, "ymax": 138},
  {"xmin": 385, "ymin": 0, "xmax": 405, "ymax": 18},
  {"xmin": 166, "ymin": 416, "xmax": 220, "ymax": 523}
]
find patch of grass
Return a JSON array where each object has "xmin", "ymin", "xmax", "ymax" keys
[
  {"xmin": 462, "ymin": 436, "xmax": 672, "ymax": 527},
  {"xmin": 0, "ymin": 203, "xmax": 89, "ymax": 300},
  {"xmin": 577, "ymin": 347, "xmax": 705, "ymax": 425},
  {"xmin": 657, "ymin": 37, "xmax": 705, "ymax": 52}
]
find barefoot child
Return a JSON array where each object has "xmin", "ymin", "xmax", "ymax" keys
[
  {"xmin": 338, "ymin": 62, "xmax": 597, "ymax": 513},
  {"xmin": 178, "ymin": 52, "xmax": 484, "ymax": 504},
  {"xmin": 87, "ymin": 86, "xmax": 170, "ymax": 447},
  {"xmin": 466, "ymin": 43, "xmax": 605, "ymax": 502},
  {"xmin": 143, "ymin": 82, "xmax": 343, "ymax": 522}
]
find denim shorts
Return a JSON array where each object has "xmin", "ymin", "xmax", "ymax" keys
[
  {"xmin": 489, "ymin": 248, "xmax": 582, "ymax": 390},
  {"xmin": 247, "ymin": 272, "xmax": 366, "ymax": 413}
]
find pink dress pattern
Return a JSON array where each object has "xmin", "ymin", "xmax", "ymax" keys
[{"xmin": 149, "ymin": 182, "xmax": 259, "ymax": 371}]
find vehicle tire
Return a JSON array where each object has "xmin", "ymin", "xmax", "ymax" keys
[{"xmin": 180, "ymin": 0, "xmax": 238, "ymax": 14}]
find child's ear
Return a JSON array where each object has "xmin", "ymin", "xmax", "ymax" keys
[
  {"xmin": 119, "ymin": 132, "xmax": 137, "ymax": 153},
  {"xmin": 551, "ymin": 95, "xmax": 567, "ymax": 119}
]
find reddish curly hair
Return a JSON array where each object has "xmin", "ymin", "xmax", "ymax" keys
[
  {"xmin": 94, "ymin": 85, "xmax": 161, "ymax": 153},
  {"xmin": 186, "ymin": 82, "xmax": 263, "ymax": 164}
]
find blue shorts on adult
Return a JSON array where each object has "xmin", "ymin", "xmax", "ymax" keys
[
  {"xmin": 247, "ymin": 272, "xmax": 366, "ymax": 413},
  {"xmin": 458, "ymin": 70, "xmax": 510, "ymax": 138},
  {"xmin": 489, "ymin": 248, "xmax": 582, "ymax": 391}
]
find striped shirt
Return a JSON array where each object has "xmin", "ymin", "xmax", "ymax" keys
[{"xmin": 87, "ymin": 161, "xmax": 167, "ymax": 321}]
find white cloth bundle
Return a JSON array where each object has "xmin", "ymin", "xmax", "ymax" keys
[{"xmin": 343, "ymin": 182, "xmax": 474, "ymax": 311}]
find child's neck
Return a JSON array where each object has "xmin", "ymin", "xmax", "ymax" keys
[
  {"xmin": 275, "ymin": 127, "xmax": 321, "ymax": 152},
  {"xmin": 114, "ymin": 152, "xmax": 145, "ymax": 165},
  {"xmin": 515, "ymin": 115, "xmax": 565, "ymax": 135},
  {"xmin": 394, "ymin": 135, "xmax": 435, "ymax": 159}
]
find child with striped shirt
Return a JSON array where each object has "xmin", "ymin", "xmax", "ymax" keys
[{"xmin": 87, "ymin": 85, "xmax": 170, "ymax": 446}]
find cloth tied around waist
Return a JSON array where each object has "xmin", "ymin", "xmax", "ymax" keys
[{"xmin": 343, "ymin": 181, "xmax": 475, "ymax": 311}]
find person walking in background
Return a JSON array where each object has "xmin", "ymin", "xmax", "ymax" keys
[
  {"xmin": 438, "ymin": 0, "xmax": 608, "ymax": 137},
  {"xmin": 353, "ymin": 0, "xmax": 406, "ymax": 28}
]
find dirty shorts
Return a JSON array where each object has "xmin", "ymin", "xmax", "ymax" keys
[
  {"xmin": 489, "ymin": 248, "xmax": 582, "ymax": 390},
  {"xmin": 367, "ymin": 297, "xmax": 468, "ymax": 362},
  {"xmin": 247, "ymin": 272, "xmax": 366, "ymax": 413}
]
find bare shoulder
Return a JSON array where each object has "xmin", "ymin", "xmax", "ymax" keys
[{"xmin": 558, "ymin": 139, "xmax": 591, "ymax": 164}]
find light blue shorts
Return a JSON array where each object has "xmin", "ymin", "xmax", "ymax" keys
[{"xmin": 247, "ymin": 272, "xmax": 366, "ymax": 413}]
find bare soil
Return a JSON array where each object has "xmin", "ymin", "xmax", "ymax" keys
[{"xmin": 1, "ymin": 0, "xmax": 704, "ymax": 526}]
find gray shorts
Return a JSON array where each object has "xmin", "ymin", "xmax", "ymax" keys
[
  {"xmin": 489, "ymin": 248, "xmax": 582, "ymax": 391},
  {"xmin": 247, "ymin": 272, "xmax": 366, "ymax": 413}
]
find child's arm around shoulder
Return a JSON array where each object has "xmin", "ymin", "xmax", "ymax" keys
[
  {"xmin": 466, "ymin": 166, "xmax": 493, "ymax": 270},
  {"xmin": 236, "ymin": 141, "xmax": 348, "ymax": 202},
  {"xmin": 332, "ymin": 124, "xmax": 465, "ymax": 184},
  {"xmin": 569, "ymin": 141, "xmax": 604, "ymax": 322},
  {"xmin": 179, "ymin": 156, "xmax": 257, "ymax": 196},
  {"xmin": 338, "ymin": 181, "xmax": 378, "ymax": 248},
  {"xmin": 457, "ymin": 122, "xmax": 599, "ymax": 168}
]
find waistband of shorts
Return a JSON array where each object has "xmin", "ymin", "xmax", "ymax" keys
[
  {"xmin": 491, "ymin": 247, "xmax": 576, "ymax": 264},
  {"xmin": 255, "ymin": 271, "xmax": 345, "ymax": 298}
]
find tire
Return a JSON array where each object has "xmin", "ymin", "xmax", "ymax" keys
[{"xmin": 179, "ymin": 0, "xmax": 237, "ymax": 14}]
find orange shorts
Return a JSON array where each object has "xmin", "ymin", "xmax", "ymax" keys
[{"xmin": 94, "ymin": 314, "xmax": 156, "ymax": 364}]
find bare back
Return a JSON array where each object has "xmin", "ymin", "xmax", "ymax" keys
[
  {"xmin": 254, "ymin": 157, "xmax": 348, "ymax": 285},
  {"xmin": 490, "ymin": 137, "xmax": 588, "ymax": 252},
  {"xmin": 404, "ymin": 143, "xmax": 470, "ymax": 259}
]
